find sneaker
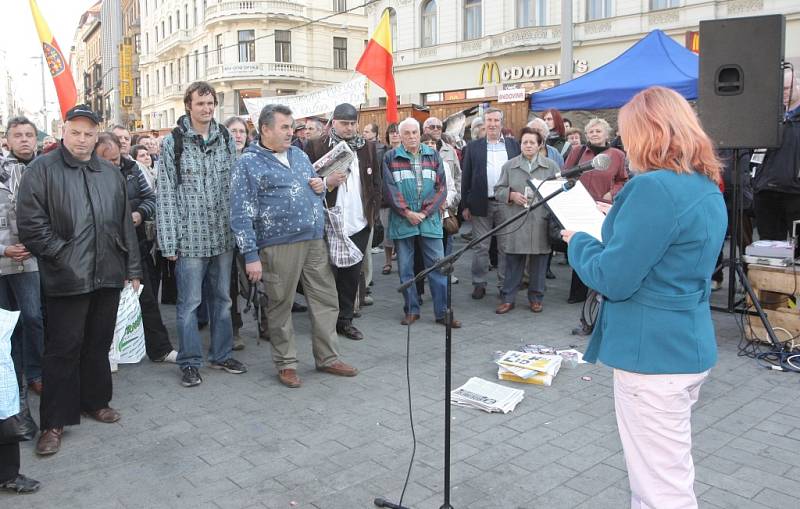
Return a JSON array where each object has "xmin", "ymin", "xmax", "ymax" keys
[
  {"xmin": 154, "ymin": 350, "xmax": 178, "ymax": 363},
  {"xmin": 0, "ymin": 474, "xmax": 41, "ymax": 494},
  {"xmin": 370, "ymin": 246, "xmax": 383, "ymax": 254},
  {"xmin": 181, "ymin": 366, "xmax": 202, "ymax": 387},
  {"xmin": 209, "ymin": 358, "xmax": 247, "ymax": 374},
  {"xmin": 452, "ymin": 276, "xmax": 459, "ymax": 284}
]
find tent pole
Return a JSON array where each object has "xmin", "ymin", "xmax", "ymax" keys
[{"xmin": 560, "ymin": 0, "xmax": 573, "ymax": 83}]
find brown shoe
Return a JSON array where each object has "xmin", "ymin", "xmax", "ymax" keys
[
  {"xmin": 36, "ymin": 428, "xmax": 63, "ymax": 456},
  {"xmin": 401, "ymin": 314, "xmax": 420, "ymax": 325},
  {"xmin": 316, "ymin": 361, "xmax": 358, "ymax": 377},
  {"xmin": 530, "ymin": 302, "xmax": 543, "ymax": 313},
  {"xmin": 495, "ymin": 303, "xmax": 515, "ymax": 314},
  {"xmin": 84, "ymin": 407, "xmax": 121, "ymax": 423},
  {"xmin": 471, "ymin": 286, "xmax": 486, "ymax": 299},
  {"xmin": 28, "ymin": 380, "xmax": 43, "ymax": 396},
  {"xmin": 435, "ymin": 317, "xmax": 462, "ymax": 328},
  {"xmin": 278, "ymin": 369, "xmax": 301, "ymax": 388}
]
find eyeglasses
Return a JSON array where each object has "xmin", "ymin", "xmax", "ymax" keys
[{"xmin": 427, "ymin": 125, "xmax": 442, "ymax": 130}]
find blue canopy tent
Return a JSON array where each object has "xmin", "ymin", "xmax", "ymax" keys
[{"xmin": 530, "ymin": 30, "xmax": 698, "ymax": 111}]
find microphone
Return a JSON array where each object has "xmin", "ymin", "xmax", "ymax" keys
[
  {"xmin": 548, "ymin": 153, "xmax": 611, "ymax": 180},
  {"xmin": 374, "ymin": 498, "xmax": 411, "ymax": 509}
]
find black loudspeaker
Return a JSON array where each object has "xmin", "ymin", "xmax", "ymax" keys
[{"xmin": 698, "ymin": 15, "xmax": 785, "ymax": 149}]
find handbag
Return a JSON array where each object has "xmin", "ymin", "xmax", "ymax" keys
[
  {"xmin": 443, "ymin": 209, "xmax": 460, "ymax": 235},
  {"xmin": 0, "ymin": 388, "xmax": 38, "ymax": 444}
]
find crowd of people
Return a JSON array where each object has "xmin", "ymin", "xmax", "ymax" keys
[{"xmin": 0, "ymin": 68, "xmax": 798, "ymax": 505}]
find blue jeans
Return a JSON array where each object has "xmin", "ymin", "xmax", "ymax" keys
[
  {"xmin": 0, "ymin": 272, "xmax": 45, "ymax": 384},
  {"xmin": 395, "ymin": 236, "xmax": 447, "ymax": 319},
  {"xmin": 175, "ymin": 251, "xmax": 234, "ymax": 368}
]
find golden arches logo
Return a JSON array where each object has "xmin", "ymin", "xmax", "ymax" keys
[{"xmin": 479, "ymin": 61, "xmax": 501, "ymax": 86}]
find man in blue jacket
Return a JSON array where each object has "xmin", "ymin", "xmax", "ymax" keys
[{"xmin": 230, "ymin": 104, "xmax": 358, "ymax": 389}]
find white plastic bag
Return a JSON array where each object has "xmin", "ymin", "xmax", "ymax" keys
[
  {"xmin": 0, "ymin": 308, "xmax": 21, "ymax": 419},
  {"xmin": 109, "ymin": 284, "xmax": 146, "ymax": 365}
]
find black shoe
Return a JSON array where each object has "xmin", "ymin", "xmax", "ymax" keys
[
  {"xmin": 291, "ymin": 302, "xmax": 307, "ymax": 313},
  {"xmin": 180, "ymin": 366, "xmax": 202, "ymax": 387},
  {"xmin": 0, "ymin": 474, "xmax": 41, "ymax": 494},
  {"xmin": 571, "ymin": 324, "xmax": 593, "ymax": 336},
  {"xmin": 209, "ymin": 358, "xmax": 247, "ymax": 374},
  {"xmin": 546, "ymin": 269, "xmax": 556, "ymax": 279},
  {"xmin": 472, "ymin": 286, "xmax": 486, "ymax": 299},
  {"xmin": 337, "ymin": 323, "xmax": 364, "ymax": 340}
]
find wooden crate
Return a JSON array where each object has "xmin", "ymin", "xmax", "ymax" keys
[{"xmin": 745, "ymin": 264, "xmax": 800, "ymax": 345}]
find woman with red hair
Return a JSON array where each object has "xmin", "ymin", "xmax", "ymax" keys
[
  {"xmin": 562, "ymin": 87, "xmax": 726, "ymax": 509},
  {"xmin": 542, "ymin": 108, "xmax": 570, "ymax": 158}
]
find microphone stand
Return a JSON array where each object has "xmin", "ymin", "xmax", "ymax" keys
[{"xmin": 381, "ymin": 179, "xmax": 577, "ymax": 509}]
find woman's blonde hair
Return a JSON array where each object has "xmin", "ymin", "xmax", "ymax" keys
[
  {"xmin": 618, "ymin": 86, "xmax": 721, "ymax": 183},
  {"xmin": 584, "ymin": 118, "xmax": 612, "ymax": 137}
]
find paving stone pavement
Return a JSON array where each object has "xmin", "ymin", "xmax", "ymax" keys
[{"xmin": 10, "ymin": 241, "xmax": 800, "ymax": 509}]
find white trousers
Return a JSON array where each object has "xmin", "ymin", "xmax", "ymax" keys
[{"xmin": 613, "ymin": 368, "xmax": 709, "ymax": 509}]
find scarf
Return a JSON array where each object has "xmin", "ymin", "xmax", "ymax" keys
[
  {"xmin": 329, "ymin": 127, "xmax": 366, "ymax": 151},
  {"xmin": 587, "ymin": 142, "xmax": 610, "ymax": 154}
]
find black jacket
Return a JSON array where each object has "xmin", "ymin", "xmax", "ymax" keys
[
  {"xmin": 120, "ymin": 156, "xmax": 156, "ymax": 241},
  {"xmin": 753, "ymin": 109, "xmax": 800, "ymax": 194},
  {"xmin": 305, "ymin": 136, "xmax": 382, "ymax": 226},
  {"xmin": 461, "ymin": 137, "xmax": 521, "ymax": 217},
  {"xmin": 16, "ymin": 144, "xmax": 142, "ymax": 297}
]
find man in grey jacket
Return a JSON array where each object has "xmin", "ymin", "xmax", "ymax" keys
[
  {"xmin": 157, "ymin": 81, "xmax": 246, "ymax": 388},
  {"xmin": 0, "ymin": 117, "xmax": 44, "ymax": 396}
]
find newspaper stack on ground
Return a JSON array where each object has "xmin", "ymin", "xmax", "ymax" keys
[
  {"xmin": 312, "ymin": 140, "xmax": 354, "ymax": 177},
  {"xmin": 519, "ymin": 344, "xmax": 587, "ymax": 370},
  {"xmin": 496, "ymin": 350, "xmax": 563, "ymax": 386},
  {"xmin": 451, "ymin": 377, "xmax": 524, "ymax": 414}
]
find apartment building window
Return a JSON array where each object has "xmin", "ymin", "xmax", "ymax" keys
[
  {"xmin": 216, "ymin": 34, "xmax": 223, "ymax": 64},
  {"xmin": 144, "ymin": 0, "xmax": 148, "ymax": 15},
  {"xmin": 517, "ymin": 0, "xmax": 546, "ymax": 27},
  {"xmin": 145, "ymin": 74, "xmax": 150, "ymax": 96},
  {"xmin": 170, "ymin": 63, "xmax": 174, "ymax": 84},
  {"xmin": 193, "ymin": 0, "xmax": 197, "ymax": 26},
  {"xmin": 134, "ymin": 33, "xmax": 141, "ymax": 53},
  {"xmin": 178, "ymin": 59, "xmax": 182, "ymax": 84},
  {"xmin": 161, "ymin": 21, "xmax": 165, "ymax": 39},
  {"xmin": 333, "ymin": 37, "xmax": 347, "ymax": 70},
  {"xmin": 176, "ymin": 10, "xmax": 180, "ymax": 29},
  {"xmin": 162, "ymin": 66, "xmax": 167, "ymax": 88},
  {"xmin": 168, "ymin": 16, "xmax": 172, "ymax": 34},
  {"xmin": 203, "ymin": 45, "xmax": 209, "ymax": 77},
  {"xmin": 650, "ymin": 0, "xmax": 679, "ymax": 9},
  {"xmin": 421, "ymin": 0, "xmax": 437, "ymax": 47},
  {"xmin": 134, "ymin": 77, "xmax": 141, "ymax": 97},
  {"xmin": 333, "ymin": 0, "xmax": 347, "ymax": 12},
  {"xmin": 238, "ymin": 30, "xmax": 256, "ymax": 62},
  {"xmin": 586, "ymin": 0, "xmax": 613, "ymax": 20},
  {"xmin": 194, "ymin": 50, "xmax": 199, "ymax": 78},
  {"xmin": 155, "ymin": 69, "xmax": 160, "ymax": 93},
  {"xmin": 144, "ymin": 32, "xmax": 149, "ymax": 53},
  {"xmin": 275, "ymin": 30, "xmax": 291, "ymax": 63},
  {"xmin": 185, "ymin": 55, "xmax": 190, "ymax": 81},
  {"xmin": 154, "ymin": 27, "xmax": 158, "ymax": 43},
  {"xmin": 464, "ymin": 0, "xmax": 482, "ymax": 40},
  {"xmin": 184, "ymin": 4, "xmax": 188, "ymax": 28}
]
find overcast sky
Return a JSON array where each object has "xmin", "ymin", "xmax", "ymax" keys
[{"xmin": 0, "ymin": 0, "xmax": 98, "ymax": 121}]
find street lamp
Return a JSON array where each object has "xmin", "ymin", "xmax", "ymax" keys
[{"xmin": 29, "ymin": 55, "xmax": 48, "ymax": 134}]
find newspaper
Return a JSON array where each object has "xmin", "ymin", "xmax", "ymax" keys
[
  {"xmin": 451, "ymin": 377, "xmax": 524, "ymax": 413},
  {"xmin": 313, "ymin": 140, "xmax": 354, "ymax": 178}
]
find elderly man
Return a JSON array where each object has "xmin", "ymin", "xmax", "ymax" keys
[
  {"xmin": 17, "ymin": 104, "xmax": 142, "ymax": 456},
  {"xmin": 110, "ymin": 125, "xmax": 132, "ymax": 157},
  {"xmin": 383, "ymin": 118, "xmax": 461, "ymax": 328},
  {"xmin": 461, "ymin": 108, "xmax": 521, "ymax": 299},
  {"xmin": 230, "ymin": 104, "xmax": 357, "ymax": 388},
  {"xmin": 0, "ymin": 117, "xmax": 46, "ymax": 396},
  {"xmin": 752, "ymin": 68, "xmax": 800, "ymax": 240},
  {"xmin": 305, "ymin": 118, "xmax": 324, "ymax": 141},
  {"xmin": 305, "ymin": 103, "xmax": 380, "ymax": 341}
]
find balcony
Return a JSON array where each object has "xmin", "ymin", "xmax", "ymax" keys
[
  {"xmin": 164, "ymin": 84, "xmax": 183, "ymax": 99},
  {"xmin": 206, "ymin": 62, "xmax": 307, "ymax": 81},
  {"xmin": 155, "ymin": 29, "xmax": 191, "ymax": 56},
  {"xmin": 205, "ymin": 1, "xmax": 305, "ymax": 25}
]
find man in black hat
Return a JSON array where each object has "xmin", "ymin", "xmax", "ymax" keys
[
  {"xmin": 16, "ymin": 104, "xmax": 142, "ymax": 456},
  {"xmin": 304, "ymin": 103, "xmax": 380, "ymax": 340}
]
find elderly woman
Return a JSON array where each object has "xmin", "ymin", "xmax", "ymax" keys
[
  {"xmin": 565, "ymin": 118, "xmax": 629, "ymax": 303},
  {"xmin": 526, "ymin": 118, "xmax": 564, "ymax": 169},
  {"xmin": 563, "ymin": 87, "xmax": 726, "ymax": 509},
  {"xmin": 494, "ymin": 128, "xmax": 559, "ymax": 313}
]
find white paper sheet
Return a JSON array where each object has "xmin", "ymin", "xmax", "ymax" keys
[{"xmin": 530, "ymin": 179, "xmax": 605, "ymax": 242}]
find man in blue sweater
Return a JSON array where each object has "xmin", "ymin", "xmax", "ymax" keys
[{"xmin": 230, "ymin": 104, "xmax": 358, "ymax": 388}]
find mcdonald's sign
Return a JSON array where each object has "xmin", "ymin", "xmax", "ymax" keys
[
  {"xmin": 479, "ymin": 61, "xmax": 501, "ymax": 86},
  {"xmin": 685, "ymin": 31, "xmax": 700, "ymax": 54}
]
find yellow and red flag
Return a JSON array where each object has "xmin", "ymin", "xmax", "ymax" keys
[
  {"xmin": 29, "ymin": 0, "xmax": 78, "ymax": 120},
  {"xmin": 356, "ymin": 10, "xmax": 398, "ymax": 123}
]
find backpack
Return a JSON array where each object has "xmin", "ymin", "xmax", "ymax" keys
[{"xmin": 171, "ymin": 122, "xmax": 232, "ymax": 186}]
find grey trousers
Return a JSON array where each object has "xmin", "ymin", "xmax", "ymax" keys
[
  {"xmin": 501, "ymin": 253, "xmax": 548, "ymax": 304},
  {"xmin": 260, "ymin": 239, "xmax": 340, "ymax": 370},
  {"xmin": 470, "ymin": 200, "xmax": 508, "ymax": 288}
]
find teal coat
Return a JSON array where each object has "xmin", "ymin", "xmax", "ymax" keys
[
  {"xmin": 382, "ymin": 144, "xmax": 446, "ymax": 240},
  {"xmin": 568, "ymin": 170, "xmax": 727, "ymax": 374}
]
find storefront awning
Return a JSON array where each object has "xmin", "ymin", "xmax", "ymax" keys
[{"xmin": 530, "ymin": 30, "xmax": 698, "ymax": 111}]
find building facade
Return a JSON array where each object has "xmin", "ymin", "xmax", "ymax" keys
[
  {"xmin": 0, "ymin": 49, "xmax": 25, "ymax": 135},
  {"xmin": 70, "ymin": 2, "xmax": 104, "ymax": 123},
  {"xmin": 139, "ymin": 0, "xmax": 368, "ymax": 131},
  {"xmin": 365, "ymin": 0, "xmax": 800, "ymax": 107},
  {"xmin": 101, "ymin": 0, "xmax": 124, "ymax": 126},
  {"xmin": 122, "ymin": 0, "xmax": 143, "ymax": 129}
]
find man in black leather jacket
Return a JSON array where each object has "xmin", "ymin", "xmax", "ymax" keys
[{"xmin": 16, "ymin": 105, "xmax": 141, "ymax": 457}]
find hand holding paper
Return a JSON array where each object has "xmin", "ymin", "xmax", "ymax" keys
[{"xmin": 530, "ymin": 179, "xmax": 606, "ymax": 242}]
